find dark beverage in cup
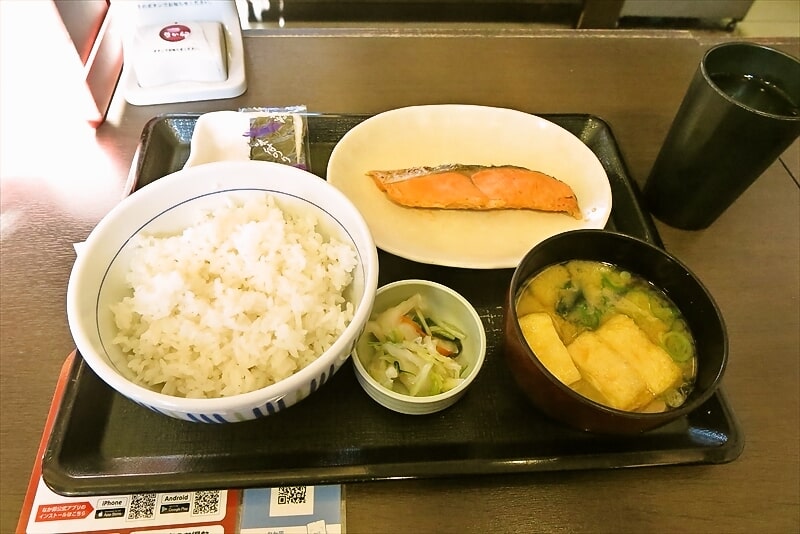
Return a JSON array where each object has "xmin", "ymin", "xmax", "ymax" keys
[{"xmin": 709, "ymin": 73, "xmax": 799, "ymax": 117}]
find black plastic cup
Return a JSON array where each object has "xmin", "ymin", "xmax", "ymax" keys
[{"xmin": 644, "ymin": 42, "xmax": 800, "ymax": 230}]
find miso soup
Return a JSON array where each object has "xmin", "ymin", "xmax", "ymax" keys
[{"xmin": 515, "ymin": 260, "xmax": 696, "ymax": 413}]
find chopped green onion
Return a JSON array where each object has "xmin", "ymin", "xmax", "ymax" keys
[{"xmin": 661, "ymin": 331, "xmax": 694, "ymax": 362}]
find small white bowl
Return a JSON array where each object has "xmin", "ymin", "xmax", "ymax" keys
[
  {"xmin": 67, "ymin": 160, "xmax": 379, "ymax": 423},
  {"xmin": 352, "ymin": 279, "xmax": 487, "ymax": 415}
]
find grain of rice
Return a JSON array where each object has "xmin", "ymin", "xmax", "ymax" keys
[{"xmin": 110, "ymin": 193, "xmax": 358, "ymax": 398}]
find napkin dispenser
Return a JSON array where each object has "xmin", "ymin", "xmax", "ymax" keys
[{"xmin": 113, "ymin": 0, "xmax": 246, "ymax": 105}]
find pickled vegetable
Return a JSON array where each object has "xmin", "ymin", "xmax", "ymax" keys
[{"xmin": 361, "ymin": 293, "xmax": 467, "ymax": 397}]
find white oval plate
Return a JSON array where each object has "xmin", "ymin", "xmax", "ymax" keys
[{"xmin": 327, "ymin": 105, "xmax": 612, "ymax": 269}]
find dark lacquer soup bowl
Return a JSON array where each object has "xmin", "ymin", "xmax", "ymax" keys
[{"xmin": 503, "ymin": 229, "xmax": 728, "ymax": 434}]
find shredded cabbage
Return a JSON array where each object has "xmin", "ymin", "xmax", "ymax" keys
[{"xmin": 363, "ymin": 293, "xmax": 466, "ymax": 396}]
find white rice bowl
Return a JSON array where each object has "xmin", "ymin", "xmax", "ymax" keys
[
  {"xmin": 67, "ymin": 161, "xmax": 379, "ymax": 423},
  {"xmin": 111, "ymin": 193, "xmax": 358, "ymax": 399}
]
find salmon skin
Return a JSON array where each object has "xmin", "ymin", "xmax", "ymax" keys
[{"xmin": 367, "ymin": 164, "xmax": 581, "ymax": 218}]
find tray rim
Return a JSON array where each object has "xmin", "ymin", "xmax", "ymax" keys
[
  {"xmin": 42, "ymin": 111, "xmax": 744, "ymax": 497},
  {"xmin": 43, "ymin": 354, "xmax": 744, "ymax": 497}
]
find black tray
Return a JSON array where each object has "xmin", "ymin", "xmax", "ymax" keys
[{"xmin": 43, "ymin": 113, "xmax": 744, "ymax": 497}]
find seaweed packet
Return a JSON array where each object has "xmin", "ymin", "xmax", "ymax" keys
[{"xmin": 240, "ymin": 105, "xmax": 310, "ymax": 170}]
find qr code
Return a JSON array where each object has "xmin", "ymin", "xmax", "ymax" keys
[
  {"xmin": 128, "ymin": 493, "xmax": 157, "ymax": 520},
  {"xmin": 277, "ymin": 486, "xmax": 307, "ymax": 505},
  {"xmin": 192, "ymin": 490, "xmax": 221, "ymax": 516}
]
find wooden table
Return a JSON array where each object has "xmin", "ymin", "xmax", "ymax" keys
[{"xmin": 2, "ymin": 28, "xmax": 798, "ymax": 533}]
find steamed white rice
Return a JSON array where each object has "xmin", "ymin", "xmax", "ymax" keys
[{"xmin": 110, "ymin": 193, "xmax": 358, "ymax": 398}]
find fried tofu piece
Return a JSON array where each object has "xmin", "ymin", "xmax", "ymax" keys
[
  {"xmin": 567, "ymin": 331, "xmax": 653, "ymax": 411},
  {"xmin": 596, "ymin": 315, "xmax": 682, "ymax": 396},
  {"xmin": 519, "ymin": 313, "xmax": 581, "ymax": 386},
  {"xmin": 522, "ymin": 263, "xmax": 571, "ymax": 312}
]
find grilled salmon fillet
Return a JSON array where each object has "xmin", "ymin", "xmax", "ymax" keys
[{"xmin": 367, "ymin": 164, "xmax": 581, "ymax": 218}]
